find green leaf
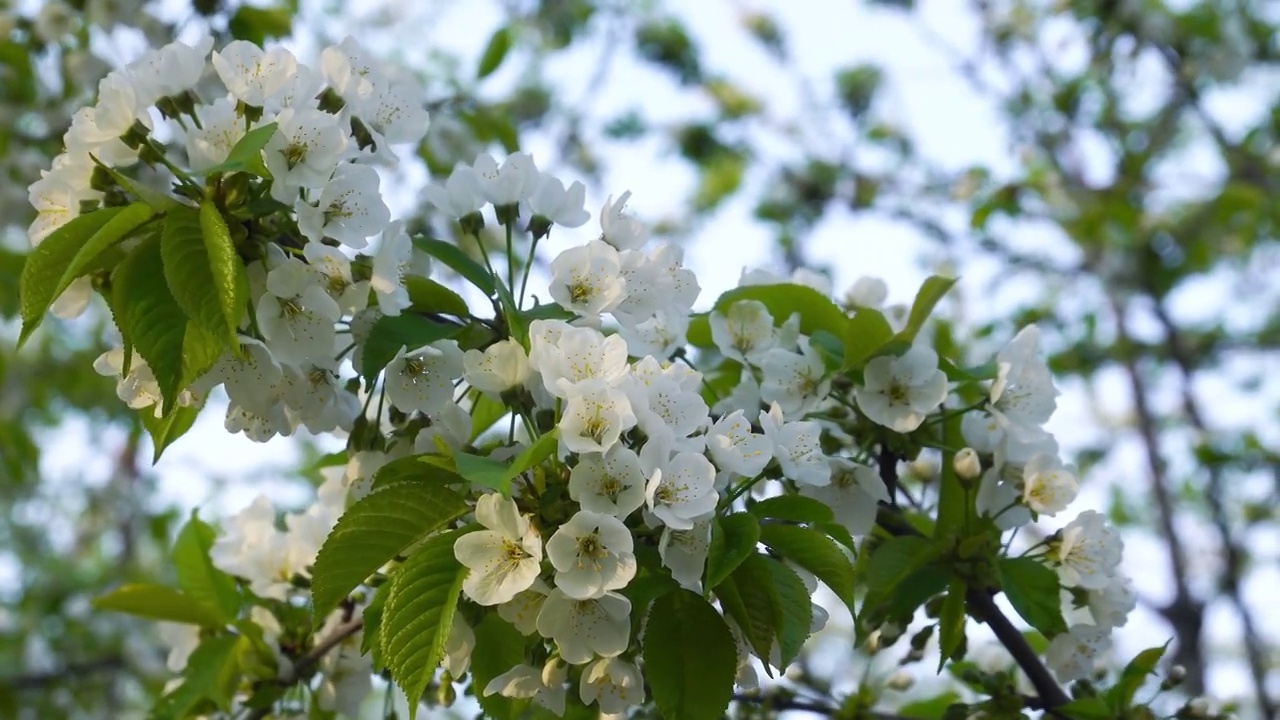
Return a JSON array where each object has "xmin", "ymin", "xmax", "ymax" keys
[
  {"xmin": 1056, "ymin": 697, "xmax": 1115, "ymax": 720},
  {"xmin": 895, "ymin": 275, "xmax": 956, "ymax": 344},
  {"xmin": 172, "ymin": 514, "xmax": 240, "ymax": 623},
  {"xmin": 507, "ymin": 429, "xmax": 560, "ymax": 481},
  {"xmin": 705, "ymin": 513, "xmax": 760, "ymax": 590},
  {"xmin": 310, "ymin": 481, "xmax": 469, "ymax": 622},
  {"xmin": 198, "ymin": 202, "xmax": 249, "ymax": 346},
  {"xmin": 477, "ymin": 26, "xmax": 513, "ymax": 79},
  {"xmin": 897, "ymin": 692, "xmax": 962, "ymax": 719},
  {"xmin": 405, "ymin": 275, "xmax": 471, "ymax": 317},
  {"xmin": 764, "ymin": 555, "xmax": 812, "ymax": 669},
  {"xmin": 383, "ymin": 530, "xmax": 467, "ymax": 720},
  {"xmin": 93, "ymin": 583, "xmax": 227, "ymax": 627},
  {"xmin": 414, "ymin": 237, "xmax": 496, "ymax": 296},
  {"xmin": 757, "ymin": 523, "xmax": 856, "ymax": 612},
  {"xmin": 149, "ymin": 635, "xmax": 243, "ymax": 719},
  {"xmin": 228, "ymin": 6, "xmax": 293, "ymax": 45},
  {"xmin": 998, "ymin": 557, "xmax": 1068, "ymax": 638},
  {"xmin": 52, "ymin": 201, "xmax": 155, "ymax": 306},
  {"xmin": 845, "ymin": 307, "xmax": 895, "ymax": 367},
  {"xmin": 139, "ymin": 402, "xmax": 201, "ymax": 462},
  {"xmin": 92, "ymin": 158, "xmax": 179, "ymax": 211},
  {"xmin": 865, "ymin": 536, "xmax": 937, "ymax": 592},
  {"xmin": 748, "ymin": 495, "xmax": 834, "ymax": 525},
  {"xmin": 714, "ymin": 557, "xmax": 776, "ymax": 673},
  {"xmin": 19, "ymin": 207, "xmax": 124, "ymax": 345},
  {"xmin": 114, "ymin": 234, "xmax": 224, "ymax": 412},
  {"xmin": 937, "ymin": 580, "xmax": 967, "ymax": 670},
  {"xmin": 360, "ymin": 589, "xmax": 388, "ymax": 671},
  {"xmin": 358, "ymin": 313, "xmax": 463, "ymax": 382},
  {"xmin": 161, "ymin": 207, "xmax": 230, "ymax": 341},
  {"xmin": 469, "ymin": 391, "xmax": 508, "ymax": 441},
  {"xmin": 860, "ymin": 536, "xmax": 945, "ymax": 632},
  {"xmin": 711, "ymin": 283, "xmax": 856, "ymax": 357},
  {"xmin": 1107, "ymin": 641, "xmax": 1170, "ymax": 710},
  {"xmin": 644, "ymin": 589, "xmax": 737, "ymax": 720},
  {"xmin": 455, "ymin": 452, "xmax": 514, "ymax": 495},
  {"xmin": 470, "ymin": 616, "xmax": 530, "ymax": 720},
  {"xmin": 201, "ymin": 122, "xmax": 278, "ymax": 176},
  {"xmin": 368, "ymin": 454, "xmax": 465, "ymax": 493}
]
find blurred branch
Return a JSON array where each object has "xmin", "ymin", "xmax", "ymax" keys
[
  {"xmin": 1109, "ymin": 294, "xmax": 1206, "ymax": 694},
  {"xmin": 1151, "ymin": 300, "xmax": 1276, "ymax": 718},
  {"xmin": 0, "ymin": 656, "xmax": 126, "ymax": 692},
  {"xmin": 244, "ymin": 617, "xmax": 365, "ymax": 720}
]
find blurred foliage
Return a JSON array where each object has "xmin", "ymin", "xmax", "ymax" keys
[{"xmin": 0, "ymin": 0, "xmax": 1276, "ymax": 716}]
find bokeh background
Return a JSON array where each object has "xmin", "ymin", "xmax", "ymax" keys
[{"xmin": 0, "ymin": 0, "xmax": 1276, "ymax": 717}]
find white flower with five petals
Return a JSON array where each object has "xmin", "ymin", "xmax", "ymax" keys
[
  {"xmin": 453, "ymin": 494, "xmax": 543, "ymax": 606},
  {"xmin": 546, "ymin": 511, "xmax": 636, "ymax": 599}
]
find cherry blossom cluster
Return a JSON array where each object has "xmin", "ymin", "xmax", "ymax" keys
[{"xmin": 26, "ymin": 31, "xmax": 1138, "ymax": 717}]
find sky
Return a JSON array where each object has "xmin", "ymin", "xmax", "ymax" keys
[{"xmin": 21, "ymin": 0, "xmax": 1278, "ymax": 713}]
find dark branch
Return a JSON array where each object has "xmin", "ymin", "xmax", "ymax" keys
[
  {"xmin": 0, "ymin": 656, "xmax": 127, "ymax": 691},
  {"xmin": 245, "ymin": 617, "xmax": 365, "ymax": 720}
]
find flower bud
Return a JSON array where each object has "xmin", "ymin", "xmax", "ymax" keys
[
  {"xmin": 887, "ymin": 671, "xmax": 915, "ymax": 691},
  {"xmin": 954, "ymin": 447, "xmax": 981, "ymax": 481}
]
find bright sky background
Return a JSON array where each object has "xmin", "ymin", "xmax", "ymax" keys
[{"xmin": 23, "ymin": 0, "xmax": 1278, "ymax": 713}]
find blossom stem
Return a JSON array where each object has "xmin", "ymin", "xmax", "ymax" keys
[
  {"xmin": 518, "ymin": 233, "xmax": 539, "ymax": 309},
  {"xmin": 720, "ymin": 470, "xmax": 767, "ymax": 510}
]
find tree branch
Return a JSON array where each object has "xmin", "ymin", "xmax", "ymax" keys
[
  {"xmin": 0, "ymin": 656, "xmax": 127, "ymax": 691},
  {"xmin": 245, "ymin": 617, "xmax": 365, "ymax": 720},
  {"xmin": 1109, "ymin": 295, "xmax": 1206, "ymax": 693},
  {"xmin": 874, "ymin": 454, "xmax": 1072, "ymax": 714}
]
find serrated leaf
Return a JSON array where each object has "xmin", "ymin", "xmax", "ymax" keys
[
  {"xmin": 706, "ymin": 513, "xmax": 760, "ymax": 589},
  {"xmin": 455, "ymin": 451, "xmax": 513, "ymax": 495},
  {"xmin": 748, "ymin": 495, "xmax": 834, "ymax": 524},
  {"xmin": 865, "ymin": 536, "xmax": 936, "ymax": 591},
  {"xmin": 160, "ymin": 209, "xmax": 221, "ymax": 338},
  {"xmin": 198, "ymin": 202, "xmax": 248, "ymax": 346},
  {"xmin": 383, "ymin": 530, "xmax": 467, "ymax": 719},
  {"xmin": 413, "ymin": 237, "xmax": 496, "ymax": 296},
  {"xmin": 895, "ymin": 275, "xmax": 956, "ymax": 344},
  {"xmin": 93, "ymin": 583, "xmax": 227, "ymax": 627},
  {"xmin": 52, "ymin": 201, "xmax": 154, "ymax": 306},
  {"xmin": 360, "ymin": 589, "xmax": 387, "ymax": 671},
  {"xmin": 937, "ymin": 580, "xmax": 967, "ymax": 670},
  {"xmin": 644, "ymin": 589, "xmax": 737, "ymax": 720},
  {"xmin": 114, "ymin": 234, "xmax": 224, "ymax": 412},
  {"xmin": 310, "ymin": 482, "xmax": 469, "ymax": 622},
  {"xmin": 1107, "ymin": 641, "xmax": 1169, "ymax": 710},
  {"xmin": 19, "ymin": 207, "xmax": 123, "ymax": 345},
  {"xmin": 470, "ymin": 615, "xmax": 530, "ymax": 720},
  {"xmin": 763, "ymin": 555, "xmax": 812, "ymax": 669},
  {"xmin": 201, "ymin": 122, "xmax": 278, "ymax": 176},
  {"xmin": 358, "ymin": 313, "xmax": 464, "ymax": 382},
  {"xmin": 405, "ymin": 275, "xmax": 471, "ymax": 317},
  {"xmin": 845, "ymin": 307, "xmax": 895, "ymax": 367},
  {"xmin": 172, "ymin": 514, "xmax": 240, "ymax": 623},
  {"xmin": 1056, "ymin": 697, "xmax": 1115, "ymax": 720},
  {"xmin": 139, "ymin": 402, "xmax": 201, "ymax": 462},
  {"xmin": 714, "ymin": 558, "xmax": 776, "ymax": 674},
  {"xmin": 999, "ymin": 557, "xmax": 1068, "ymax": 638},
  {"xmin": 148, "ymin": 635, "xmax": 242, "ymax": 719},
  {"xmin": 477, "ymin": 26, "xmax": 513, "ymax": 79},
  {"xmin": 368, "ymin": 454, "xmax": 465, "ymax": 493},
  {"xmin": 758, "ymin": 523, "xmax": 856, "ymax": 612},
  {"xmin": 507, "ymin": 429, "xmax": 559, "ymax": 480}
]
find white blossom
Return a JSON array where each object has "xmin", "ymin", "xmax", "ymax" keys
[
  {"xmin": 800, "ymin": 459, "xmax": 888, "ymax": 536},
  {"xmin": 441, "ymin": 614, "xmax": 475, "ymax": 677},
  {"xmin": 463, "ymin": 339, "xmax": 530, "ymax": 395},
  {"xmin": 705, "ymin": 409, "xmax": 773, "ymax": 478},
  {"xmin": 1020, "ymin": 453, "xmax": 1078, "ymax": 515},
  {"xmin": 527, "ymin": 173, "xmax": 590, "ymax": 228},
  {"xmin": 546, "ymin": 511, "xmax": 636, "ymax": 599},
  {"xmin": 855, "ymin": 345, "xmax": 948, "ymax": 433},
  {"xmin": 453, "ymin": 494, "xmax": 543, "ymax": 606},
  {"xmin": 580, "ymin": 657, "xmax": 646, "ymax": 714},
  {"xmin": 599, "ymin": 191, "xmax": 647, "ymax": 251},
  {"xmin": 568, "ymin": 445, "xmax": 647, "ymax": 518},
  {"xmin": 759, "ymin": 403, "xmax": 830, "ymax": 486},
  {"xmin": 482, "ymin": 662, "xmax": 566, "ymax": 715},
  {"xmin": 474, "ymin": 152, "xmax": 539, "ymax": 206},
  {"xmin": 422, "ymin": 164, "xmax": 486, "ymax": 218},
  {"xmin": 710, "ymin": 300, "xmax": 776, "ymax": 364},
  {"xmin": 759, "ymin": 343, "xmax": 831, "ymax": 419},
  {"xmin": 256, "ymin": 259, "xmax": 341, "ymax": 368},
  {"xmin": 212, "ymin": 41, "xmax": 298, "ymax": 107},
  {"xmin": 535, "ymin": 589, "xmax": 631, "ymax": 664},
  {"xmin": 1051, "ymin": 511, "xmax": 1123, "ymax": 590},
  {"xmin": 184, "ymin": 97, "xmax": 245, "ymax": 173},
  {"xmin": 264, "ymin": 108, "xmax": 349, "ymax": 201},
  {"xmin": 988, "ymin": 326, "xmax": 1059, "ymax": 441},
  {"xmin": 644, "ymin": 449, "xmax": 717, "ymax": 530},
  {"xmin": 1045, "ymin": 624, "xmax": 1111, "ymax": 683},
  {"xmin": 369, "ymin": 220, "xmax": 413, "ymax": 316},
  {"xmin": 530, "ymin": 322, "xmax": 629, "ymax": 398},
  {"xmin": 548, "ymin": 240, "xmax": 627, "ymax": 319},
  {"xmin": 497, "ymin": 578, "xmax": 551, "ymax": 635},
  {"xmin": 559, "ymin": 380, "xmax": 637, "ymax": 455},
  {"xmin": 295, "ymin": 163, "xmax": 391, "ymax": 249},
  {"xmin": 384, "ymin": 340, "xmax": 464, "ymax": 416},
  {"xmin": 658, "ymin": 516, "xmax": 711, "ymax": 589}
]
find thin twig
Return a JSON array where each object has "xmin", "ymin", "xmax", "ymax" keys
[{"xmin": 244, "ymin": 617, "xmax": 365, "ymax": 720}]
